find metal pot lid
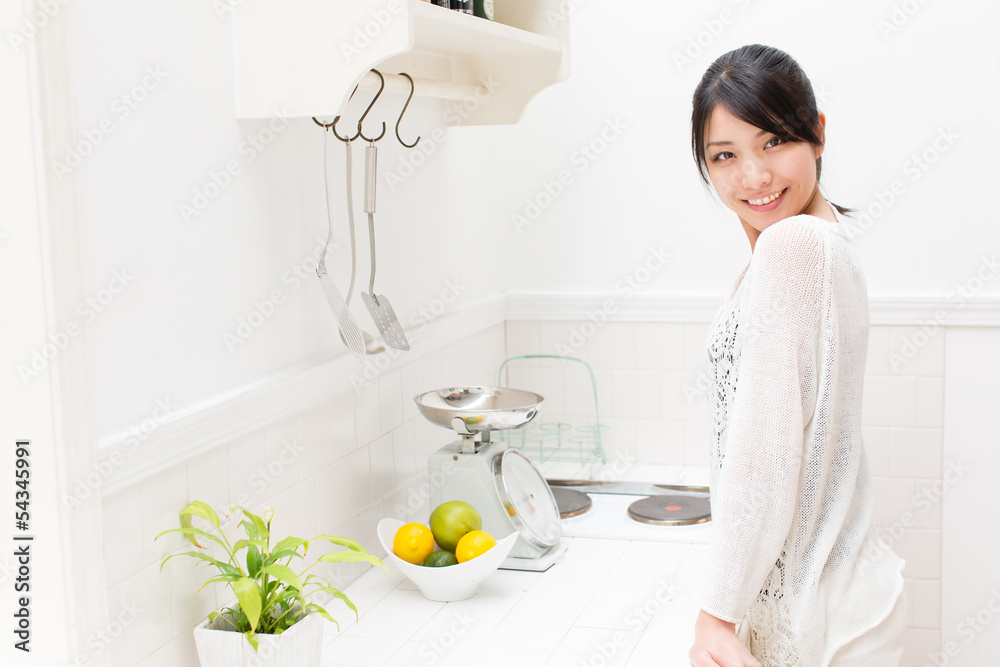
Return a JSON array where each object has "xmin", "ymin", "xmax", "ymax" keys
[{"xmin": 492, "ymin": 449, "xmax": 560, "ymax": 549}]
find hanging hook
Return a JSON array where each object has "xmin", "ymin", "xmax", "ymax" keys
[
  {"xmin": 312, "ymin": 115, "xmax": 353, "ymax": 142},
  {"xmin": 394, "ymin": 72, "xmax": 421, "ymax": 148},
  {"xmin": 327, "ymin": 84, "xmax": 362, "ymax": 142},
  {"xmin": 357, "ymin": 69, "xmax": 386, "ymax": 143}
]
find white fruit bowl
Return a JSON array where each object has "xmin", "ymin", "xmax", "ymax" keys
[{"xmin": 376, "ymin": 518, "xmax": 518, "ymax": 602}]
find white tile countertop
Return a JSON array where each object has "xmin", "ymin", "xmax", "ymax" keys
[{"xmin": 320, "ymin": 536, "xmax": 710, "ymax": 667}]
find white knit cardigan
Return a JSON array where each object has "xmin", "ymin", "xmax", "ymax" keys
[{"xmin": 701, "ymin": 211, "xmax": 905, "ymax": 666}]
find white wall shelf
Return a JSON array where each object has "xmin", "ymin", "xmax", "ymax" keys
[{"xmin": 233, "ymin": 0, "xmax": 569, "ymax": 124}]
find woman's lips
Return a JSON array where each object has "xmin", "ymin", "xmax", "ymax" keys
[{"xmin": 743, "ymin": 188, "xmax": 787, "ymax": 212}]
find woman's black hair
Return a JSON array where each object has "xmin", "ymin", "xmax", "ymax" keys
[{"xmin": 691, "ymin": 44, "xmax": 850, "ymax": 215}]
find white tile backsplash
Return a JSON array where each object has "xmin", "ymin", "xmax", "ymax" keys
[
  {"xmin": 610, "ymin": 369, "xmax": 660, "ymax": 419},
  {"xmin": 864, "ymin": 375, "xmax": 918, "ymax": 427},
  {"xmin": 344, "ymin": 446, "xmax": 372, "ymax": 518},
  {"xmin": 140, "ymin": 465, "xmax": 189, "ymax": 567},
  {"xmin": 392, "ymin": 420, "xmax": 417, "ymax": 490},
  {"xmin": 185, "ymin": 443, "xmax": 230, "ymax": 516},
  {"xmin": 329, "ymin": 389, "xmax": 357, "ymax": 463},
  {"xmin": 915, "ymin": 376, "xmax": 945, "ymax": 428},
  {"xmin": 100, "ymin": 493, "xmax": 144, "ymax": 597},
  {"xmin": 506, "ymin": 321, "xmax": 541, "ymax": 359},
  {"xmin": 298, "ymin": 401, "xmax": 333, "ymax": 475},
  {"xmin": 263, "ymin": 414, "xmax": 300, "ymax": 497},
  {"xmin": 227, "ymin": 429, "xmax": 265, "ymax": 507},
  {"xmin": 400, "ymin": 360, "xmax": 423, "ymax": 423},
  {"xmin": 890, "ymin": 325, "xmax": 945, "ymax": 376},
  {"xmin": 634, "ymin": 322, "xmax": 685, "ymax": 370},
  {"xmin": 866, "ymin": 325, "xmax": 894, "ymax": 376},
  {"xmin": 379, "ymin": 368, "xmax": 404, "ymax": 435},
  {"xmin": 98, "ymin": 318, "xmax": 953, "ymax": 664},
  {"xmin": 888, "ymin": 428, "xmax": 943, "ymax": 478},
  {"xmin": 863, "ymin": 426, "xmax": 890, "ymax": 476},
  {"xmin": 370, "ymin": 433, "xmax": 396, "ymax": 500},
  {"xmin": 354, "ymin": 380, "xmax": 381, "ymax": 448}
]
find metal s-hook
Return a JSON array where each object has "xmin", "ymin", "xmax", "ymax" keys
[
  {"xmin": 357, "ymin": 69, "xmax": 386, "ymax": 143},
  {"xmin": 313, "ymin": 83, "xmax": 361, "ymax": 142},
  {"xmin": 333, "ymin": 84, "xmax": 362, "ymax": 142},
  {"xmin": 395, "ymin": 72, "xmax": 421, "ymax": 148}
]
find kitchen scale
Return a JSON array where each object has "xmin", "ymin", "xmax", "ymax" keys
[{"xmin": 414, "ymin": 386, "xmax": 570, "ymax": 572}]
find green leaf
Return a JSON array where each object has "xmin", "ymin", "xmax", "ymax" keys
[
  {"xmin": 196, "ymin": 574, "xmax": 241, "ymax": 593},
  {"xmin": 180, "ymin": 512, "xmax": 201, "ymax": 548},
  {"xmin": 272, "ymin": 536, "xmax": 308, "ymax": 557},
  {"xmin": 313, "ymin": 535, "xmax": 366, "ymax": 552},
  {"xmin": 267, "ymin": 549, "xmax": 305, "ymax": 563},
  {"xmin": 261, "ymin": 564, "xmax": 304, "ymax": 592},
  {"xmin": 233, "ymin": 577, "xmax": 262, "ymax": 632},
  {"xmin": 156, "ymin": 526, "xmax": 227, "ymax": 552},
  {"xmin": 159, "ymin": 550, "xmax": 238, "ymax": 576},
  {"xmin": 246, "ymin": 546, "xmax": 262, "ymax": 578},
  {"xmin": 244, "ymin": 629, "xmax": 259, "ymax": 652},
  {"xmin": 310, "ymin": 586, "xmax": 358, "ymax": 620},
  {"xmin": 232, "ymin": 507, "xmax": 269, "ymax": 543},
  {"xmin": 180, "ymin": 501, "xmax": 222, "ymax": 530},
  {"xmin": 303, "ymin": 604, "xmax": 338, "ymax": 630},
  {"xmin": 232, "ymin": 539, "xmax": 268, "ymax": 553},
  {"xmin": 315, "ymin": 550, "xmax": 388, "ymax": 573}
]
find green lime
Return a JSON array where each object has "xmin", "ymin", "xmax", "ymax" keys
[{"xmin": 422, "ymin": 550, "xmax": 458, "ymax": 567}]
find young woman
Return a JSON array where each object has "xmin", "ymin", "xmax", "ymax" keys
[{"xmin": 688, "ymin": 45, "xmax": 906, "ymax": 667}]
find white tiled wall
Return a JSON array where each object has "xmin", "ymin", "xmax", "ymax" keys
[
  {"xmin": 505, "ymin": 319, "xmax": 946, "ymax": 665},
  {"xmin": 99, "ymin": 323, "xmax": 506, "ymax": 666},
  {"xmin": 98, "ymin": 317, "xmax": 948, "ymax": 665}
]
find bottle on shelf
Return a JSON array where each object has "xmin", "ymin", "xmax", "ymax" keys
[
  {"xmin": 451, "ymin": 0, "xmax": 472, "ymax": 15},
  {"xmin": 431, "ymin": 0, "xmax": 450, "ymax": 8},
  {"xmin": 474, "ymin": 0, "xmax": 494, "ymax": 20}
]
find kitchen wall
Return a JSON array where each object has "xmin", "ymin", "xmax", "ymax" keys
[
  {"xmin": 70, "ymin": 0, "xmax": 999, "ymax": 446},
  {"xmin": 95, "ymin": 313, "xmax": 956, "ymax": 665},
  {"xmin": 38, "ymin": 0, "xmax": 999, "ymax": 666},
  {"xmin": 98, "ymin": 323, "xmax": 505, "ymax": 666},
  {"xmin": 505, "ymin": 318, "xmax": 950, "ymax": 665}
]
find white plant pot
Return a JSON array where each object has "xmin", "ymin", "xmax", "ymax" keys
[{"xmin": 193, "ymin": 611, "xmax": 323, "ymax": 667}]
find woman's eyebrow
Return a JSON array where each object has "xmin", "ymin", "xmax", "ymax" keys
[{"xmin": 706, "ymin": 129, "xmax": 769, "ymax": 148}]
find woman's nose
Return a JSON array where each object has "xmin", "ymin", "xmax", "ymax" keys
[{"xmin": 741, "ymin": 159, "xmax": 771, "ymax": 190}]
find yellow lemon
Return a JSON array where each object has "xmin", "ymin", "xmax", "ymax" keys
[
  {"xmin": 455, "ymin": 530, "xmax": 496, "ymax": 563},
  {"xmin": 393, "ymin": 523, "xmax": 435, "ymax": 565}
]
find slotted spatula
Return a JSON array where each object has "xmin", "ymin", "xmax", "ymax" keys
[{"xmin": 359, "ymin": 139, "xmax": 410, "ymax": 351}]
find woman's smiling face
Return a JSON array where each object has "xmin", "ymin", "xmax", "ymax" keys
[{"xmin": 704, "ymin": 105, "xmax": 829, "ymax": 240}]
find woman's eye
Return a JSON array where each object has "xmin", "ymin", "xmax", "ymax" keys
[
  {"xmin": 711, "ymin": 151, "xmax": 735, "ymax": 162},
  {"xmin": 765, "ymin": 137, "xmax": 783, "ymax": 148}
]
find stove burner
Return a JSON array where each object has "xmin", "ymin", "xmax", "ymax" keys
[
  {"xmin": 627, "ymin": 495, "xmax": 712, "ymax": 526},
  {"xmin": 551, "ymin": 487, "xmax": 592, "ymax": 518}
]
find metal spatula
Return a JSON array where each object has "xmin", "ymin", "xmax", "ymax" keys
[
  {"xmin": 360, "ymin": 140, "xmax": 410, "ymax": 351},
  {"xmin": 317, "ymin": 130, "xmax": 366, "ymax": 359}
]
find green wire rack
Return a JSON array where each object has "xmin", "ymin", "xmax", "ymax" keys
[{"xmin": 495, "ymin": 354, "xmax": 608, "ymax": 478}]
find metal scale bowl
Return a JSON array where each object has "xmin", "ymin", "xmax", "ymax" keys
[{"xmin": 414, "ymin": 387, "xmax": 568, "ymax": 570}]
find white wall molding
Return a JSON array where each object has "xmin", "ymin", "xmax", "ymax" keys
[
  {"xmin": 102, "ymin": 289, "xmax": 999, "ymax": 496},
  {"xmin": 99, "ymin": 293, "xmax": 507, "ymax": 496},
  {"xmin": 504, "ymin": 292, "xmax": 1000, "ymax": 327}
]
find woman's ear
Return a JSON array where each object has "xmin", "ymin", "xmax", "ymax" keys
[{"xmin": 814, "ymin": 112, "xmax": 827, "ymax": 158}]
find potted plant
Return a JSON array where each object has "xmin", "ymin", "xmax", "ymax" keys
[{"xmin": 158, "ymin": 501, "xmax": 387, "ymax": 667}]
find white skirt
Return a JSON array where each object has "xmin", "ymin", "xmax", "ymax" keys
[
  {"xmin": 736, "ymin": 591, "xmax": 907, "ymax": 667},
  {"xmin": 828, "ymin": 591, "xmax": 907, "ymax": 667}
]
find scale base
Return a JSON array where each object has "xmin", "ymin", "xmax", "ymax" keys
[{"xmin": 498, "ymin": 538, "xmax": 570, "ymax": 572}]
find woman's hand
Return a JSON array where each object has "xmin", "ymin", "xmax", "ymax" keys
[{"xmin": 689, "ymin": 610, "xmax": 762, "ymax": 667}]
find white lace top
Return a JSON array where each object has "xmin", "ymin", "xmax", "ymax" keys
[{"xmin": 701, "ymin": 211, "xmax": 905, "ymax": 666}]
